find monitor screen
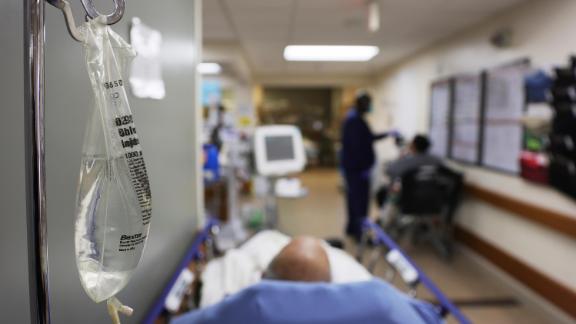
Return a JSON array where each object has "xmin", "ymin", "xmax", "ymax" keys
[{"xmin": 265, "ymin": 135, "xmax": 295, "ymax": 162}]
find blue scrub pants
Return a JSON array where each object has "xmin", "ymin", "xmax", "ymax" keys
[{"xmin": 344, "ymin": 171, "xmax": 370, "ymax": 240}]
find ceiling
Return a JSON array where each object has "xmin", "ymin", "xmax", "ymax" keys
[{"xmin": 203, "ymin": 0, "xmax": 529, "ymax": 81}]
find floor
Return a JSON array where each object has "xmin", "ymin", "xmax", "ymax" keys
[{"xmin": 276, "ymin": 169, "xmax": 558, "ymax": 324}]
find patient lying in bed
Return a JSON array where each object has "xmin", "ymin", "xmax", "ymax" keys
[
  {"xmin": 199, "ymin": 230, "xmax": 372, "ymax": 307},
  {"xmin": 172, "ymin": 231, "xmax": 442, "ymax": 324}
]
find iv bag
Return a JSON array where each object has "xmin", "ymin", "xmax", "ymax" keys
[{"xmin": 74, "ymin": 17, "xmax": 152, "ymax": 319}]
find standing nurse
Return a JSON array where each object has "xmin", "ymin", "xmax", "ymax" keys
[{"xmin": 340, "ymin": 92, "xmax": 395, "ymax": 241}]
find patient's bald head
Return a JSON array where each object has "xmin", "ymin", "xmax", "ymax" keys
[{"xmin": 265, "ymin": 236, "xmax": 331, "ymax": 283}]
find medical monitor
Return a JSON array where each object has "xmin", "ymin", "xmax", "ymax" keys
[{"xmin": 254, "ymin": 125, "xmax": 306, "ymax": 176}]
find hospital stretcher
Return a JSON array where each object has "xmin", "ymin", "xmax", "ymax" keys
[
  {"xmin": 359, "ymin": 219, "xmax": 471, "ymax": 324},
  {"xmin": 145, "ymin": 217, "xmax": 471, "ymax": 324}
]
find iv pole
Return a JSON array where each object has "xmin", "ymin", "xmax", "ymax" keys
[
  {"xmin": 23, "ymin": 1, "xmax": 125, "ymax": 322},
  {"xmin": 23, "ymin": 0, "xmax": 50, "ymax": 323}
]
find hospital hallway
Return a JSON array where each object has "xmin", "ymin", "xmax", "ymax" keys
[
  {"xmin": 8, "ymin": 0, "xmax": 576, "ymax": 322},
  {"xmin": 276, "ymin": 169, "xmax": 560, "ymax": 324}
]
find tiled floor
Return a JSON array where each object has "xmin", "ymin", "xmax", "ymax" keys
[{"xmin": 276, "ymin": 169, "xmax": 559, "ymax": 324}]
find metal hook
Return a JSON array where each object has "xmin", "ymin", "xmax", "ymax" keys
[
  {"xmin": 46, "ymin": 0, "xmax": 84, "ymax": 42},
  {"xmin": 46, "ymin": 0, "xmax": 65, "ymax": 9},
  {"xmin": 46, "ymin": 0, "xmax": 126, "ymax": 42},
  {"xmin": 81, "ymin": 0, "xmax": 125, "ymax": 25}
]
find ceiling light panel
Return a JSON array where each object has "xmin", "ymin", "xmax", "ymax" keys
[
  {"xmin": 198, "ymin": 63, "xmax": 222, "ymax": 74},
  {"xmin": 283, "ymin": 45, "xmax": 379, "ymax": 62}
]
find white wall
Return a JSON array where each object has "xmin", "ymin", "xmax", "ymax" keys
[{"xmin": 370, "ymin": 0, "xmax": 576, "ymax": 296}]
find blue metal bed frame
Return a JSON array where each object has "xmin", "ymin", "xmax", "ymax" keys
[
  {"xmin": 362, "ymin": 219, "xmax": 472, "ymax": 324},
  {"xmin": 143, "ymin": 218, "xmax": 219, "ymax": 324},
  {"xmin": 143, "ymin": 217, "xmax": 470, "ymax": 324}
]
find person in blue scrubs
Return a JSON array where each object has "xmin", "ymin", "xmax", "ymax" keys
[{"xmin": 341, "ymin": 92, "xmax": 395, "ymax": 240}]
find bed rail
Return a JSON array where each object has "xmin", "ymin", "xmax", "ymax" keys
[
  {"xmin": 361, "ymin": 219, "xmax": 472, "ymax": 324},
  {"xmin": 143, "ymin": 218, "xmax": 220, "ymax": 324}
]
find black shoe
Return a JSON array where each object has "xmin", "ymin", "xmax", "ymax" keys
[
  {"xmin": 352, "ymin": 235, "xmax": 377, "ymax": 247},
  {"xmin": 325, "ymin": 238, "xmax": 345, "ymax": 250},
  {"xmin": 365, "ymin": 237, "xmax": 377, "ymax": 247}
]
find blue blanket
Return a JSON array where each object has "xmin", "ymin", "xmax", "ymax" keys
[{"xmin": 172, "ymin": 279, "xmax": 442, "ymax": 324}]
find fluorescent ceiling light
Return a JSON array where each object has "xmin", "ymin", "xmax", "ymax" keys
[
  {"xmin": 368, "ymin": 0, "xmax": 380, "ymax": 33},
  {"xmin": 198, "ymin": 63, "xmax": 222, "ymax": 74},
  {"xmin": 284, "ymin": 45, "xmax": 379, "ymax": 62}
]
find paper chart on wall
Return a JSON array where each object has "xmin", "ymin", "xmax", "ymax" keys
[
  {"xmin": 481, "ymin": 61, "xmax": 530, "ymax": 173},
  {"xmin": 429, "ymin": 80, "xmax": 451, "ymax": 158},
  {"xmin": 452, "ymin": 74, "xmax": 482, "ymax": 164}
]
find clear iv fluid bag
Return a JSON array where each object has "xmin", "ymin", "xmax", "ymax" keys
[
  {"xmin": 75, "ymin": 154, "xmax": 147, "ymax": 302},
  {"xmin": 75, "ymin": 19, "xmax": 152, "ymax": 303}
]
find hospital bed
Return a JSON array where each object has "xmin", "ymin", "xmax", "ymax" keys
[{"xmin": 145, "ymin": 217, "xmax": 471, "ymax": 324}]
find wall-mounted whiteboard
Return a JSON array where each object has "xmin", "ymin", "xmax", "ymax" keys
[
  {"xmin": 481, "ymin": 60, "xmax": 530, "ymax": 173},
  {"xmin": 451, "ymin": 74, "xmax": 483, "ymax": 164},
  {"xmin": 429, "ymin": 79, "xmax": 452, "ymax": 158}
]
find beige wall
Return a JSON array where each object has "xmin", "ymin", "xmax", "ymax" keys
[{"xmin": 370, "ymin": 0, "xmax": 576, "ymax": 299}]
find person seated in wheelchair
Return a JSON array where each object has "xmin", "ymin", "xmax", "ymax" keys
[
  {"xmin": 377, "ymin": 135, "xmax": 462, "ymax": 256},
  {"xmin": 376, "ymin": 134, "xmax": 443, "ymax": 208},
  {"xmin": 386, "ymin": 134, "xmax": 442, "ymax": 184},
  {"xmin": 172, "ymin": 234, "xmax": 442, "ymax": 324}
]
